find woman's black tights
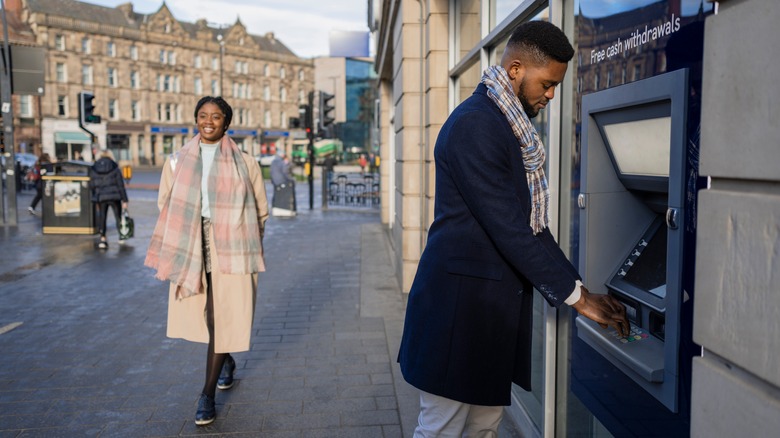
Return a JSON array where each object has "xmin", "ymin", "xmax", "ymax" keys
[{"xmin": 202, "ymin": 272, "xmax": 229, "ymax": 399}]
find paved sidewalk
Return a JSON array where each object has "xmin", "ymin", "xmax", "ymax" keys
[
  {"xmin": 1, "ymin": 184, "xmax": 526, "ymax": 437},
  {"xmin": 0, "ymin": 187, "xmax": 419, "ymax": 437}
]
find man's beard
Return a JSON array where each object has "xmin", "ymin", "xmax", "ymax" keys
[{"xmin": 518, "ymin": 78, "xmax": 540, "ymax": 119}]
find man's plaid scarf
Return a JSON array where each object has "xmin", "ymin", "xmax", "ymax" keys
[
  {"xmin": 145, "ymin": 134, "xmax": 265, "ymax": 299},
  {"xmin": 481, "ymin": 65, "xmax": 549, "ymax": 235}
]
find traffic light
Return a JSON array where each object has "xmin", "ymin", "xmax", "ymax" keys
[
  {"xmin": 301, "ymin": 102, "xmax": 313, "ymax": 138},
  {"xmin": 319, "ymin": 91, "xmax": 335, "ymax": 138},
  {"xmin": 78, "ymin": 91, "xmax": 101, "ymax": 126}
]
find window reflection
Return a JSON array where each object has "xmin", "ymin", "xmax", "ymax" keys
[
  {"xmin": 457, "ymin": 0, "xmax": 481, "ymax": 63},
  {"xmin": 457, "ymin": 60, "xmax": 481, "ymax": 105}
]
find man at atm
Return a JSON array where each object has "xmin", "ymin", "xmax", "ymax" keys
[{"xmin": 397, "ymin": 21, "xmax": 630, "ymax": 437}]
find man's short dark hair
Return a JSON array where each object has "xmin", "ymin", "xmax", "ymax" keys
[{"xmin": 507, "ymin": 21, "xmax": 574, "ymax": 65}]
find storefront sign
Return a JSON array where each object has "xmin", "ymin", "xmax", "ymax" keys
[{"xmin": 150, "ymin": 126, "xmax": 189, "ymax": 134}]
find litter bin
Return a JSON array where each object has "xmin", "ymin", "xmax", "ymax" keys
[
  {"xmin": 271, "ymin": 182, "xmax": 297, "ymax": 217},
  {"xmin": 41, "ymin": 160, "xmax": 96, "ymax": 235}
]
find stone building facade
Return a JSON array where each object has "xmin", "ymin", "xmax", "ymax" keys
[{"xmin": 5, "ymin": 0, "xmax": 313, "ymax": 165}]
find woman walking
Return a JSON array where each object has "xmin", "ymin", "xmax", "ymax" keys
[
  {"xmin": 27, "ymin": 153, "xmax": 53, "ymax": 215},
  {"xmin": 145, "ymin": 96, "xmax": 269, "ymax": 425}
]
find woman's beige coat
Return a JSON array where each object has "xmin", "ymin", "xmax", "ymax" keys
[{"xmin": 158, "ymin": 151, "xmax": 269, "ymax": 353}]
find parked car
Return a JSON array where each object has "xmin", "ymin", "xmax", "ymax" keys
[
  {"xmin": 15, "ymin": 152, "xmax": 38, "ymax": 173},
  {"xmin": 255, "ymin": 153, "xmax": 277, "ymax": 167},
  {"xmin": 1, "ymin": 152, "xmax": 38, "ymax": 189}
]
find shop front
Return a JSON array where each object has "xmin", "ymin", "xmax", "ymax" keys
[
  {"xmin": 227, "ymin": 129, "xmax": 259, "ymax": 155},
  {"xmin": 106, "ymin": 122, "xmax": 145, "ymax": 165},
  {"xmin": 43, "ymin": 118, "xmax": 105, "ymax": 162},
  {"xmin": 150, "ymin": 126, "xmax": 190, "ymax": 166}
]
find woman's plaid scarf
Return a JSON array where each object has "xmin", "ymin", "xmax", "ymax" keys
[
  {"xmin": 145, "ymin": 134, "xmax": 265, "ymax": 299},
  {"xmin": 481, "ymin": 65, "xmax": 549, "ymax": 235}
]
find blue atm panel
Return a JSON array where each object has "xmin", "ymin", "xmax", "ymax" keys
[{"xmin": 574, "ymin": 69, "xmax": 698, "ymax": 436}]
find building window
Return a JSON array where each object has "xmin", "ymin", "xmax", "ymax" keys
[
  {"xmin": 633, "ymin": 64, "xmax": 641, "ymax": 81},
  {"xmin": 264, "ymin": 110, "xmax": 271, "ymax": 127},
  {"xmin": 82, "ymin": 64, "xmax": 93, "ymax": 85},
  {"xmin": 168, "ymin": 51, "xmax": 176, "ymax": 65},
  {"xmin": 157, "ymin": 103, "xmax": 162, "ymax": 121},
  {"xmin": 19, "ymin": 95, "xmax": 32, "ymax": 117},
  {"xmin": 194, "ymin": 77, "xmax": 202, "ymax": 95},
  {"xmin": 211, "ymin": 79, "xmax": 218, "ymax": 96},
  {"xmin": 194, "ymin": 54, "xmax": 202, "ymax": 68},
  {"xmin": 56, "ymin": 63, "xmax": 66, "ymax": 83},
  {"xmin": 131, "ymin": 100, "xmax": 140, "ymax": 121},
  {"xmin": 280, "ymin": 66, "xmax": 286, "ymax": 79},
  {"xmin": 108, "ymin": 67, "xmax": 117, "ymax": 87},
  {"xmin": 263, "ymin": 64, "xmax": 269, "ymax": 76},
  {"xmin": 81, "ymin": 37, "xmax": 91, "ymax": 54},
  {"xmin": 55, "ymin": 34, "xmax": 65, "ymax": 51},
  {"xmin": 234, "ymin": 61, "xmax": 247, "ymax": 74},
  {"xmin": 165, "ymin": 103, "xmax": 173, "ymax": 121},
  {"xmin": 280, "ymin": 86, "xmax": 286, "ymax": 102},
  {"xmin": 174, "ymin": 76, "xmax": 180, "ymax": 93},
  {"xmin": 108, "ymin": 99, "xmax": 117, "ymax": 120},
  {"xmin": 298, "ymin": 69, "xmax": 304, "ymax": 81},
  {"xmin": 107, "ymin": 41, "xmax": 116, "ymax": 57},
  {"xmin": 130, "ymin": 45, "xmax": 138, "ymax": 60},
  {"xmin": 212, "ymin": 57, "xmax": 218, "ymax": 71},
  {"xmin": 57, "ymin": 95, "xmax": 67, "ymax": 117},
  {"xmin": 131, "ymin": 71, "xmax": 139, "ymax": 89},
  {"xmin": 299, "ymin": 89, "xmax": 305, "ymax": 103},
  {"xmin": 263, "ymin": 85, "xmax": 270, "ymax": 101},
  {"xmin": 163, "ymin": 75, "xmax": 171, "ymax": 92}
]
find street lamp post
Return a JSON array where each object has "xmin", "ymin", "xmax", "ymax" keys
[
  {"xmin": 0, "ymin": 0, "xmax": 18, "ymax": 224},
  {"xmin": 216, "ymin": 34, "xmax": 225, "ymax": 97}
]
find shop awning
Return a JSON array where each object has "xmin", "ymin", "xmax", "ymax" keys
[{"xmin": 54, "ymin": 132, "xmax": 91, "ymax": 144}]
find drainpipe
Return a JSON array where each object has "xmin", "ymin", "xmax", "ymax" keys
[{"xmin": 416, "ymin": 0, "xmax": 426, "ymax": 252}]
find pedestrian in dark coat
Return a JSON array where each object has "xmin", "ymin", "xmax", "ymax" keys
[
  {"xmin": 27, "ymin": 153, "xmax": 53, "ymax": 215},
  {"xmin": 88, "ymin": 150, "xmax": 127, "ymax": 249},
  {"xmin": 397, "ymin": 21, "xmax": 629, "ymax": 436}
]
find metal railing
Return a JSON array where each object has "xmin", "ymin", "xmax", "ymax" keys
[{"xmin": 324, "ymin": 172, "xmax": 380, "ymax": 209}]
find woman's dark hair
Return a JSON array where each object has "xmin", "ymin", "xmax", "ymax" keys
[
  {"xmin": 507, "ymin": 21, "xmax": 574, "ymax": 65},
  {"xmin": 194, "ymin": 96, "xmax": 233, "ymax": 129}
]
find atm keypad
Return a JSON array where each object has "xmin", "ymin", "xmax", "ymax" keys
[{"xmin": 611, "ymin": 324, "xmax": 649, "ymax": 344}]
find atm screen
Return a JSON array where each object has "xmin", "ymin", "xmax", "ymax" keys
[{"xmin": 623, "ymin": 225, "xmax": 667, "ymax": 298}]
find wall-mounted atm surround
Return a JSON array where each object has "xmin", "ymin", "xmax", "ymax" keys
[{"xmin": 574, "ymin": 69, "xmax": 697, "ymax": 430}]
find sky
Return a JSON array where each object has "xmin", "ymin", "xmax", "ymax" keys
[{"xmin": 81, "ymin": 0, "xmax": 369, "ymax": 58}]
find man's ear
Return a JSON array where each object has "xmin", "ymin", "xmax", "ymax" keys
[{"xmin": 510, "ymin": 60, "xmax": 526, "ymax": 80}]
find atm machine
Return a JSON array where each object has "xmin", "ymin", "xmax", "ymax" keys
[{"xmin": 573, "ymin": 68, "xmax": 700, "ymax": 436}]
